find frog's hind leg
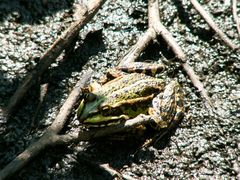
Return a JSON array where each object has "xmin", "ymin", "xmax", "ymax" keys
[
  {"xmin": 117, "ymin": 62, "xmax": 165, "ymax": 76},
  {"xmin": 100, "ymin": 62, "xmax": 165, "ymax": 84},
  {"xmin": 148, "ymin": 80, "xmax": 184, "ymax": 130}
]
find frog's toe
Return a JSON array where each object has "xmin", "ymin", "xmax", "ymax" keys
[{"xmin": 148, "ymin": 107, "xmax": 169, "ymax": 129}]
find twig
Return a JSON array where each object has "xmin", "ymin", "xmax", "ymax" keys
[
  {"xmin": 119, "ymin": 0, "xmax": 212, "ymax": 107},
  {"xmin": 5, "ymin": 0, "xmax": 106, "ymax": 115},
  {"xmin": 181, "ymin": 62, "xmax": 212, "ymax": 107},
  {"xmin": 0, "ymin": 70, "xmax": 154, "ymax": 179},
  {"xmin": 149, "ymin": 0, "xmax": 186, "ymax": 62},
  {"xmin": 154, "ymin": 0, "xmax": 212, "ymax": 106},
  {"xmin": 0, "ymin": 70, "xmax": 93, "ymax": 180},
  {"xmin": 190, "ymin": 0, "xmax": 238, "ymax": 50},
  {"xmin": 99, "ymin": 164, "xmax": 138, "ymax": 180},
  {"xmin": 77, "ymin": 157, "xmax": 138, "ymax": 180},
  {"xmin": 99, "ymin": 164, "xmax": 123, "ymax": 179},
  {"xmin": 1, "ymin": 1, "xmax": 108, "ymax": 178},
  {"xmin": 65, "ymin": 114, "xmax": 152, "ymax": 143},
  {"xmin": 119, "ymin": 28, "xmax": 156, "ymax": 65},
  {"xmin": 232, "ymin": 0, "xmax": 240, "ymax": 36},
  {"xmin": 0, "ymin": 102, "xmax": 152, "ymax": 179},
  {"xmin": 31, "ymin": 83, "xmax": 49, "ymax": 128},
  {"xmin": 119, "ymin": 0, "xmax": 187, "ymax": 65}
]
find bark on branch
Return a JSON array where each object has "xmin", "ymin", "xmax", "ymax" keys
[
  {"xmin": 120, "ymin": 0, "xmax": 212, "ymax": 107},
  {"xmin": 232, "ymin": 0, "xmax": 240, "ymax": 36},
  {"xmin": 1, "ymin": 0, "xmax": 238, "ymax": 178},
  {"xmin": 190, "ymin": 0, "xmax": 238, "ymax": 50},
  {"xmin": 5, "ymin": 0, "xmax": 106, "ymax": 115},
  {"xmin": 0, "ymin": 70, "xmax": 93, "ymax": 180}
]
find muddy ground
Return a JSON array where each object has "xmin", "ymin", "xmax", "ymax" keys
[{"xmin": 0, "ymin": 0, "xmax": 239, "ymax": 179}]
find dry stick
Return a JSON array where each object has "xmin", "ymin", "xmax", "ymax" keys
[
  {"xmin": 0, "ymin": 70, "xmax": 153, "ymax": 179},
  {"xmin": 119, "ymin": 28, "xmax": 156, "ymax": 65},
  {"xmin": 31, "ymin": 83, "xmax": 49, "ymax": 128},
  {"xmin": 119, "ymin": 0, "xmax": 186, "ymax": 65},
  {"xmin": 0, "ymin": 70, "xmax": 93, "ymax": 180},
  {"xmin": 2, "ymin": 0, "xmax": 228, "ymax": 177},
  {"xmin": 232, "ymin": 0, "xmax": 240, "ymax": 36},
  {"xmin": 1, "ymin": 1, "xmax": 107, "ymax": 178},
  {"xmin": 57, "ymin": 114, "xmax": 153, "ymax": 144},
  {"xmin": 149, "ymin": 0, "xmax": 186, "ymax": 62},
  {"xmin": 181, "ymin": 62, "xmax": 212, "ymax": 107},
  {"xmin": 5, "ymin": 0, "xmax": 106, "ymax": 115},
  {"xmin": 119, "ymin": 0, "xmax": 212, "ymax": 107},
  {"xmin": 99, "ymin": 164, "xmax": 124, "ymax": 179},
  {"xmin": 190, "ymin": 0, "xmax": 238, "ymax": 50},
  {"xmin": 154, "ymin": 0, "xmax": 212, "ymax": 106},
  {"xmin": 75, "ymin": 157, "xmax": 126, "ymax": 179},
  {"xmin": 99, "ymin": 164, "xmax": 138, "ymax": 180}
]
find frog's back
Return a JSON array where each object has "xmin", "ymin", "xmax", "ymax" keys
[{"xmin": 95, "ymin": 73, "xmax": 152, "ymax": 96}]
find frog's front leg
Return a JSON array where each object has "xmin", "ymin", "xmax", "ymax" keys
[{"xmin": 148, "ymin": 81, "xmax": 184, "ymax": 130}]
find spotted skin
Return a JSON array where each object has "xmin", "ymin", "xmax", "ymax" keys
[
  {"xmin": 101, "ymin": 77, "xmax": 165, "ymax": 107},
  {"xmin": 148, "ymin": 81, "xmax": 184, "ymax": 129},
  {"xmin": 77, "ymin": 62, "xmax": 184, "ymax": 131}
]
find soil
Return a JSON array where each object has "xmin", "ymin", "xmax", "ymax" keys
[{"xmin": 0, "ymin": 0, "xmax": 239, "ymax": 179}]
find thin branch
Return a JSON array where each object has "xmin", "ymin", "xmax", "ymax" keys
[
  {"xmin": 0, "ymin": 68, "xmax": 153, "ymax": 179},
  {"xmin": 75, "ymin": 159, "xmax": 137, "ymax": 180},
  {"xmin": 0, "ymin": 109, "xmax": 152, "ymax": 179},
  {"xmin": 232, "ymin": 0, "xmax": 240, "ymax": 36},
  {"xmin": 0, "ymin": 70, "xmax": 93, "ymax": 180},
  {"xmin": 5, "ymin": 0, "xmax": 106, "ymax": 115},
  {"xmin": 47, "ymin": 70, "xmax": 94, "ymax": 133},
  {"xmin": 181, "ymin": 62, "xmax": 212, "ymax": 107},
  {"xmin": 119, "ymin": 0, "xmax": 212, "ymax": 107},
  {"xmin": 99, "ymin": 164, "xmax": 138, "ymax": 180},
  {"xmin": 2, "ymin": 0, "xmax": 236, "ymax": 178},
  {"xmin": 190, "ymin": 0, "xmax": 238, "ymax": 50},
  {"xmin": 1, "ymin": 1, "xmax": 107, "ymax": 178},
  {"xmin": 119, "ymin": 28, "xmax": 156, "ymax": 66},
  {"xmin": 151, "ymin": 0, "xmax": 212, "ymax": 107},
  {"xmin": 99, "ymin": 164, "xmax": 124, "ymax": 179},
  {"xmin": 58, "ymin": 114, "xmax": 152, "ymax": 144},
  {"xmin": 0, "ymin": 132, "xmax": 54, "ymax": 180},
  {"xmin": 149, "ymin": 0, "xmax": 186, "ymax": 62},
  {"xmin": 31, "ymin": 83, "xmax": 49, "ymax": 128}
]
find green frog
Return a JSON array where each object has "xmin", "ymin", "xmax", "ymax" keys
[{"xmin": 77, "ymin": 62, "xmax": 184, "ymax": 131}]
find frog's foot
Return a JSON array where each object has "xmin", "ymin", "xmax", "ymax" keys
[
  {"xmin": 117, "ymin": 62, "xmax": 165, "ymax": 76},
  {"xmin": 148, "ymin": 81, "xmax": 184, "ymax": 130}
]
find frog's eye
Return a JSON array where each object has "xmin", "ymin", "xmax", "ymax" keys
[{"xmin": 85, "ymin": 93, "xmax": 96, "ymax": 102}]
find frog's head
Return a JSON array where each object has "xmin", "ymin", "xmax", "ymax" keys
[{"xmin": 77, "ymin": 93, "xmax": 106, "ymax": 121}]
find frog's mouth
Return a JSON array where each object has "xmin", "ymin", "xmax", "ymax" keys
[{"xmin": 82, "ymin": 114, "xmax": 130, "ymax": 127}]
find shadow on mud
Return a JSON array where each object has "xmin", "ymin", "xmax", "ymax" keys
[{"xmin": 0, "ymin": 0, "xmax": 74, "ymax": 24}]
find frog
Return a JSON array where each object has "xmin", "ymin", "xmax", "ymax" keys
[{"xmin": 77, "ymin": 62, "xmax": 184, "ymax": 132}]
